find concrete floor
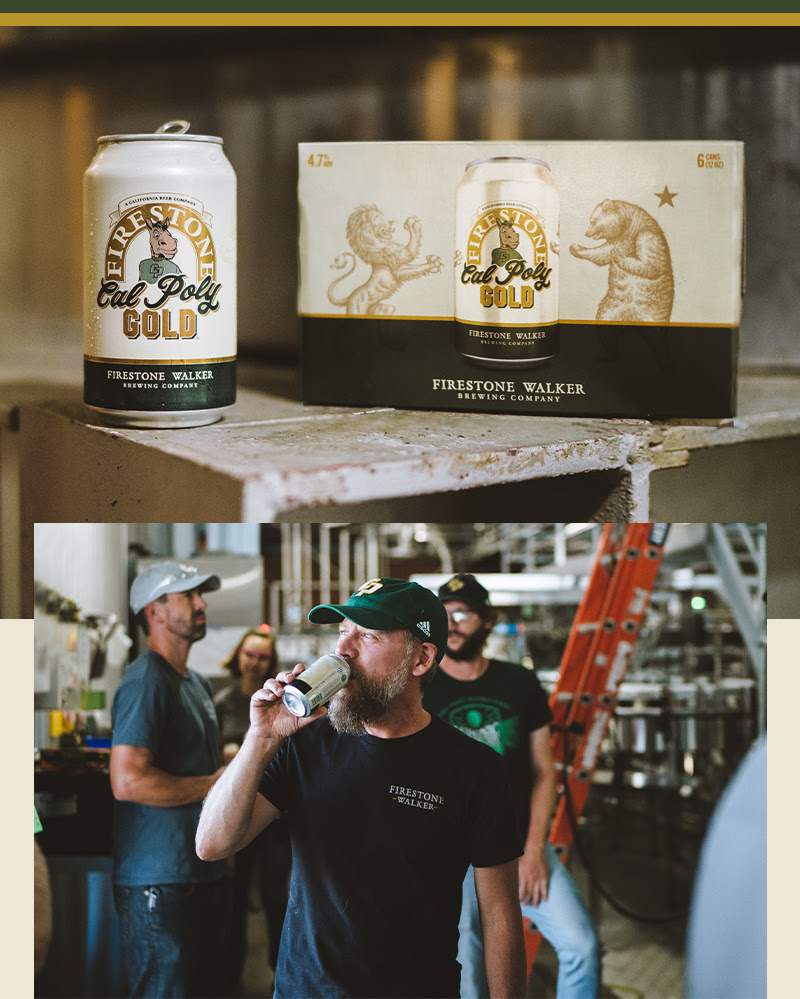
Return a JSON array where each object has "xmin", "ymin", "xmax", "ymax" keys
[{"xmin": 241, "ymin": 908, "xmax": 275, "ymax": 998}]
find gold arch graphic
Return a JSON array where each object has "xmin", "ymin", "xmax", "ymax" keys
[{"xmin": 103, "ymin": 202, "xmax": 216, "ymax": 284}]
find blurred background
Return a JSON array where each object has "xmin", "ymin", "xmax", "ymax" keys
[{"xmin": 1, "ymin": 23, "xmax": 799, "ymax": 373}]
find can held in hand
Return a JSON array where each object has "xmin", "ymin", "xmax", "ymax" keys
[
  {"xmin": 454, "ymin": 156, "xmax": 559, "ymax": 368},
  {"xmin": 84, "ymin": 120, "xmax": 237, "ymax": 428},
  {"xmin": 282, "ymin": 654, "xmax": 351, "ymax": 718}
]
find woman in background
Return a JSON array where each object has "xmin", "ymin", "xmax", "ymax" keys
[{"xmin": 214, "ymin": 627, "xmax": 291, "ymax": 996}]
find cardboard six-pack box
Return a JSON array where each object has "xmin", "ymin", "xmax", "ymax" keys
[{"xmin": 298, "ymin": 141, "xmax": 744, "ymax": 419}]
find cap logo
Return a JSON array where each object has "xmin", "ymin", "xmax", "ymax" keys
[
  {"xmin": 417, "ymin": 620, "xmax": 431, "ymax": 637},
  {"xmin": 355, "ymin": 578, "xmax": 384, "ymax": 596},
  {"xmin": 446, "ymin": 578, "xmax": 465, "ymax": 592}
]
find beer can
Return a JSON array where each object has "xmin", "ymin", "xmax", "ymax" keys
[
  {"xmin": 83, "ymin": 120, "xmax": 237, "ymax": 428},
  {"xmin": 454, "ymin": 156, "xmax": 559, "ymax": 368},
  {"xmin": 282, "ymin": 654, "xmax": 351, "ymax": 718}
]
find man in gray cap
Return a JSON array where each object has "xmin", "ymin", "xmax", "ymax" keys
[
  {"xmin": 196, "ymin": 577, "xmax": 527, "ymax": 999},
  {"xmin": 110, "ymin": 561, "xmax": 229, "ymax": 998}
]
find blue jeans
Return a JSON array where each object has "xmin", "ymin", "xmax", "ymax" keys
[
  {"xmin": 113, "ymin": 879, "xmax": 232, "ymax": 998},
  {"xmin": 459, "ymin": 843, "xmax": 600, "ymax": 999}
]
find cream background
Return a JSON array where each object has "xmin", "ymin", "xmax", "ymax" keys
[{"xmin": 298, "ymin": 140, "xmax": 744, "ymax": 325}]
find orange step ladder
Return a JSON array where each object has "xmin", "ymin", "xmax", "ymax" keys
[{"xmin": 524, "ymin": 523, "xmax": 671, "ymax": 975}]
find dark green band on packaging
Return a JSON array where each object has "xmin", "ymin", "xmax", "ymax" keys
[
  {"xmin": 84, "ymin": 359, "xmax": 236, "ymax": 412},
  {"xmin": 300, "ymin": 317, "xmax": 737, "ymax": 419}
]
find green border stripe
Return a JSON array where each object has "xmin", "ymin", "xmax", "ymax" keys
[{"xmin": 1, "ymin": 8, "xmax": 799, "ymax": 23}]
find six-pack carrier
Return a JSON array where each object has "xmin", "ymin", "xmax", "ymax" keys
[{"xmin": 298, "ymin": 140, "xmax": 744, "ymax": 419}]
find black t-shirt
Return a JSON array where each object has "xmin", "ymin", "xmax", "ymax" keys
[
  {"xmin": 258, "ymin": 714, "xmax": 521, "ymax": 999},
  {"xmin": 423, "ymin": 659, "xmax": 553, "ymax": 837}
]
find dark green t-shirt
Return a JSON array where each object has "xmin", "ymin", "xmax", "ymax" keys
[
  {"xmin": 111, "ymin": 649, "xmax": 225, "ymax": 885},
  {"xmin": 423, "ymin": 659, "xmax": 553, "ymax": 836}
]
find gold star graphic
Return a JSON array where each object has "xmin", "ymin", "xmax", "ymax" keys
[{"xmin": 656, "ymin": 185, "xmax": 678, "ymax": 207}]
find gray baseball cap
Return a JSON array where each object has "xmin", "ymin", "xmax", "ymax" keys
[{"xmin": 130, "ymin": 560, "xmax": 221, "ymax": 614}]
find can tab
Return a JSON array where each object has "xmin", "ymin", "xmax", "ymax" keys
[{"xmin": 156, "ymin": 120, "xmax": 190, "ymax": 135}]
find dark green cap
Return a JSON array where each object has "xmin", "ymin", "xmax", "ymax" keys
[{"xmin": 308, "ymin": 577, "xmax": 448, "ymax": 664}]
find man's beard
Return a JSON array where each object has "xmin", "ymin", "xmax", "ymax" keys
[
  {"xmin": 446, "ymin": 623, "xmax": 491, "ymax": 662},
  {"xmin": 327, "ymin": 650, "xmax": 414, "ymax": 735},
  {"xmin": 169, "ymin": 616, "xmax": 206, "ymax": 644},
  {"xmin": 189, "ymin": 621, "xmax": 207, "ymax": 643}
]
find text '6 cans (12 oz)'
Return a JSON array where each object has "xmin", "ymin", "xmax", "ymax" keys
[{"xmin": 83, "ymin": 121, "xmax": 237, "ymax": 428}]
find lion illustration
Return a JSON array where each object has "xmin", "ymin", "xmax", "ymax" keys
[
  {"xmin": 327, "ymin": 205, "xmax": 443, "ymax": 315},
  {"xmin": 569, "ymin": 199, "xmax": 673, "ymax": 322}
]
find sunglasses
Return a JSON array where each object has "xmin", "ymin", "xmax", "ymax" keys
[
  {"xmin": 446, "ymin": 610, "xmax": 475, "ymax": 623},
  {"xmin": 241, "ymin": 649, "xmax": 273, "ymax": 662}
]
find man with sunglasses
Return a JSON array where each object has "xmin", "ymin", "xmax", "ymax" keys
[{"xmin": 424, "ymin": 573, "xmax": 601, "ymax": 999}]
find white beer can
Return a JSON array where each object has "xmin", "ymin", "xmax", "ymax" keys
[
  {"xmin": 282, "ymin": 654, "xmax": 351, "ymax": 718},
  {"xmin": 84, "ymin": 121, "xmax": 237, "ymax": 427},
  {"xmin": 454, "ymin": 156, "xmax": 559, "ymax": 368}
]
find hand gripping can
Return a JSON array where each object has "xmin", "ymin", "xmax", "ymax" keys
[
  {"xmin": 455, "ymin": 156, "xmax": 559, "ymax": 368},
  {"xmin": 282, "ymin": 654, "xmax": 351, "ymax": 718},
  {"xmin": 83, "ymin": 121, "xmax": 237, "ymax": 427}
]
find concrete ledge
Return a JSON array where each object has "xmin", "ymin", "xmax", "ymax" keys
[
  {"xmin": 15, "ymin": 373, "xmax": 800, "ymax": 524},
  {"xmin": 7, "ymin": 370, "xmax": 800, "ymax": 617},
  {"xmin": 18, "ymin": 386, "xmax": 651, "ymax": 522}
]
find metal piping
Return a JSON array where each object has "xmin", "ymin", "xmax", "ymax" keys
[
  {"xmin": 706, "ymin": 523, "xmax": 767, "ymax": 735},
  {"xmin": 320, "ymin": 526, "xmax": 331, "ymax": 608},
  {"xmin": 279, "ymin": 525, "xmax": 291, "ymax": 630},
  {"xmin": 339, "ymin": 529, "xmax": 350, "ymax": 604}
]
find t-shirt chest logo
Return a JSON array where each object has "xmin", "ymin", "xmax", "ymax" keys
[
  {"xmin": 389, "ymin": 784, "xmax": 445, "ymax": 811},
  {"xmin": 446, "ymin": 702, "xmax": 520, "ymax": 755}
]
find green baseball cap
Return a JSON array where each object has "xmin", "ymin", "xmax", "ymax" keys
[{"xmin": 308, "ymin": 577, "xmax": 448, "ymax": 663}]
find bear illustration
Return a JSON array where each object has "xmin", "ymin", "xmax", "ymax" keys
[{"xmin": 570, "ymin": 200, "xmax": 674, "ymax": 322}]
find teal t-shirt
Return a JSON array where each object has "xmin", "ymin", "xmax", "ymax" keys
[
  {"xmin": 111, "ymin": 649, "xmax": 224, "ymax": 885},
  {"xmin": 139, "ymin": 257, "xmax": 182, "ymax": 284}
]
